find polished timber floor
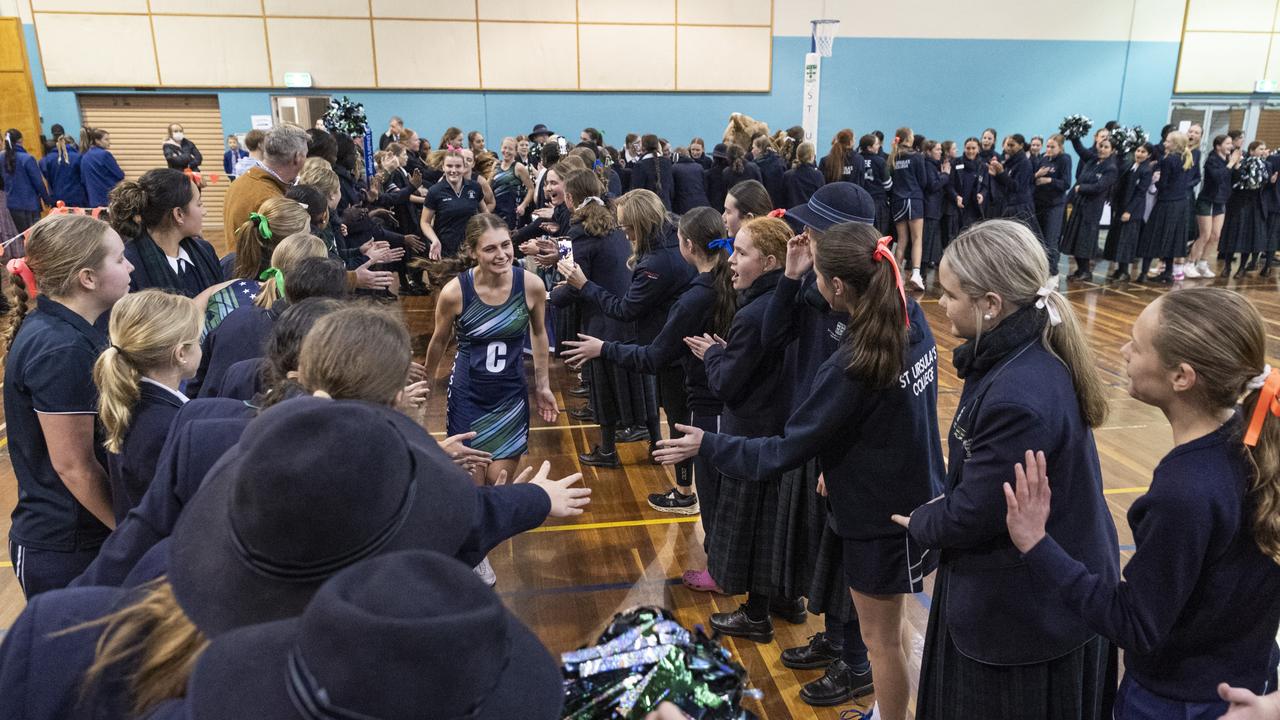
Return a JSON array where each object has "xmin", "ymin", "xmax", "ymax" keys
[{"xmin": 0, "ymin": 262, "xmax": 1277, "ymax": 719}]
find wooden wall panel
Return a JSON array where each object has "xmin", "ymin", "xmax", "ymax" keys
[
  {"xmin": 266, "ymin": 18, "xmax": 376, "ymax": 87},
  {"xmin": 33, "ymin": 13, "xmax": 158, "ymax": 86},
  {"xmin": 153, "ymin": 16, "xmax": 271, "ymax": 87},
  {"xmin": 677, "ymin": 26, "xmax": 771, "ymax": 91},
  {"xmin": 30, "ymin": 0, "xmax": 146, "ymax": 11},
  {"xmin": 263, "ymin": 0, "xmax": 367, "ymax": 18},
  {"xmin": 148, "ymin": 0, "xmax": 261, "ymax": 13},
  {"xmin": 477, "ymin": 0, "xmax": 576, "ymax": 22},
  {"xmin": 1176, "ymin": 32, "xmax": 1271, "ymax": 94},
  {"xmin": 370, "ymin": 0, "xmax": 475, "ymax": 20},
  {"xmin": 676, "ymin": 0, "xmax": 771, "ymax": 25},
  {"xmin": 479, "ymin": 22, "xmax": 578, "ymax": 89},
  {"xmin": 374, "ymin": 20, "xmax": 479, "ymax": 88},
  {"xmin": 578, "ymin": 0, "xmax": 675, "ymax": 23},
  {"xmin": 0, "ymin": 18, "xmax": 42, "ymax": 163},
  {"xmin": 579, "ymin": 24, "xmax": 674, "ymax": 90}
]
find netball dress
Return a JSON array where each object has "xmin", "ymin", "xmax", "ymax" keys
[{"xmin": 447, "ymin": 269, "xmax": 530, "ymax": 459}]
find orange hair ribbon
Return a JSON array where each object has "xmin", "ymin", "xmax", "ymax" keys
[
  {"xmin": 873, "ymin": 236, "xmax": 909, "ymax": 328},
  {"xmin": 7, "ymin": 257, "xmax": 36, "ymax": 295},
  {"xmin": 1245, "ymin": 369, "xmax": 1280, "ymax": 447}
]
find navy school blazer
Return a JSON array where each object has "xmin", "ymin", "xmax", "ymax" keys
[
  {"xmin": 106, "ymin": 382, "xmax": 185, "ymax": 523},
  {"xmin": 579, "ymin": 223, "xmax": 694, "ymax": 345},
  {"xmin": 702, "ymin": 269, "xmax": 789, "ymax": 439},
  {"xmin": 549, "ymin": 224, "xmax": 636, "ymax": 341}
]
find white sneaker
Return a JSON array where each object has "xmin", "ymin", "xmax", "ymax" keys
[
  {"xmin": 910, "ymin": 271, "xmax": 925, "ymax": 291},
  {"xmin": 1147, "ymin": 263, "xmax": 1164, "ymax": 278},
  {"xmin": 1173, "ymin": 264, "xmax": 1185, "ymax": 282},
  {"xmin": 474, "ymin": 557, "xmax": 497, "ymax": 587},
  {"xmin": 1183, "ymin": 263, "xmax": 1202, "ymax": 279},
  {"xmin": 1197, "ymin": 260, "xmax": 1215, "ymax": 278}
]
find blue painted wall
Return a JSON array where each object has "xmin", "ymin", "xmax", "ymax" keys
[{"xmin": 27, "ymin": 26, "xmax": 1177, "ymax": 151}]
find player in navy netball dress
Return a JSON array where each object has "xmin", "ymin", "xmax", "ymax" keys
[{"xmin": 424, "ymin": 213, "xmax": 558, "ymax": 489}]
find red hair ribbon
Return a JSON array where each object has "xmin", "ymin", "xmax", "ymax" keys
[
  {"xmin": 1245, "ymin": 369, "xmax": 1280, "ymax": 447},
  {"xmin": 767, "ymin": 208, "xmax": 787, "ymax": 218},
  {"xmin": 873, "ymin": 236, "xmax": 909, "ymax": 328},
  {"xmin": 7, "ymin": 257, "xmax": 36, "ymax": 294}
]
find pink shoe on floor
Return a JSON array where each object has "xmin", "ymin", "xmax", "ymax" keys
[{"xmin": 682, "ymin": 569, "xmax": 723, "ymax": 593}]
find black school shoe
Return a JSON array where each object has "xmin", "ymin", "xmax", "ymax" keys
[
  {"xmin": 568, "ymin": 384, "xmax": 590, "ymax": 397},
  {"xmin": 770, "ymin": 597, "xmax": 808, "ymax": 625},
  {"xmin": 578, "ymin": 446, "xmax": 619, "ymax": 468},
  {"xmin": 799, "ymin": 659, "xmax": 875, "ymax": 707},
  {"xmin": 615, "ymin": 426, "xmax": 650, "ymax": 443},
  {"xmin": 569, "ymin": 406, "xmax": 596, "ymax": 422},
  {"xmin": 780, "ymin": 632, "xmax": 843, "ymax": 670},
  {"xmin": 710, "ymin": 606, "xmax": 774, "ymax": 643},
  {"xmin": 647, "ymin": 488, "xmax": 699, "ymax": 515}
]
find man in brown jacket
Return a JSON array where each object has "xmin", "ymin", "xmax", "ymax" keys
[{"xmin": 223, "ymin": 124, "xmax": 308, "ymax": 241}]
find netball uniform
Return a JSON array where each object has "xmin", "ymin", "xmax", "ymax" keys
[
  {"xmin": 491, "ymin": 162, "xmax": 524, "ymax": 229},
  {"xmin": 890, "ymin": 150, "xmax": 928, "ymax": 222}
]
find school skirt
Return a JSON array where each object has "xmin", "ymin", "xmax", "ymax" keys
[
  {"xmin": 1104, "ymin": 219, "xmax": 1142, "ymax": 265},
  {"xmin": 921, "ymin": 218, "xmax": 944, "ymax": 266},
  {"xmin": 770, "ymin": 459, "xmax": 851, "ymax": 622},
  {"xmin": 1059, "ymin": 203, "xmax": 1104, "ymax": 259},
  {"xmin": 843, "ymin": 532, "xmax": 936, "ymax": 596},
  {"xmin": 1136, "ymin": 199, "xmax": 1190, "ymax": 259},
  {"xmin": 915, "ymin": 564, "xmax": 1114, "ymax": 720},
  {"xmin": 1220, "ymin": 194, "xmax": 1268, "ymax": 255},
  {"xmin": 873, "ymin": 199, "xmax": 892, "ymax": 235},
  {"xmin": 1268, "ymin": 213, "xmax": 1280, "ymax": 252},
  {"xmin": 706, "ymin": 466, "xmax": 781, "ymax": 597}
]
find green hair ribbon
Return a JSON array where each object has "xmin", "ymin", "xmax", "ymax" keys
[
  {"xmin": 259, "ymin": 267, "xmax": 285, "ymax": 296},
  {"xmin": 248, "ymin": 211, "xmax": 272, "ymax": 240}
]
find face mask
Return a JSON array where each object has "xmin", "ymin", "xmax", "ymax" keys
[{"xmin": 173, "ymin": 132, "xmax": 185, "ymax": 142}]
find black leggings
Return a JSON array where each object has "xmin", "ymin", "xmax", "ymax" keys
[
  {"xmin": 690, "ymin": 412, "xmax": 721, "ymax": 547},
  {"xmin": 656, "ymin": 367, "xmax": 692, "ymax": 489}
]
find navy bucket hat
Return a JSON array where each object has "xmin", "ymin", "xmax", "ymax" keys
[{"xmin": 784, "ymin": 181, "xmax": 877, "ymax": 231}]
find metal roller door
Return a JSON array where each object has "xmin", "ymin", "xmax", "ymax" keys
[{"xmin": 79, "ymin": 94, "xmax": 229, "ymax": 250}]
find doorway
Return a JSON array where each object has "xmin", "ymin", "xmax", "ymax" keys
[{"xmin": 271, "ymin": 96, "xmax": 331, "ymax": 130}]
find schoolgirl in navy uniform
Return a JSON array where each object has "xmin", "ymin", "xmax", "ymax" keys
[
  {"xmin": 660, "ymin": 221, "xmax": 943, "ymax": 720},
  {"xmin": 939, "ymin": 140, "xmax": 960, "ymax": 249},
  {"xmin": 1060, "ymin": 137, "xmax": 1119, "ymax": 281},
  {"xmin": 888, "ymin": 127, "xmax": 929, "ymax": 290},
  {"xmin": 722, "ymin": 179, "xmax": 773, "ymax": 240},
  {"xmin": 752, "ymin": 135, "xmax": 788, "ymax": 208},
  {"xmin": 629, "ymin": 134, "xmax": 675, "ymax": 210},
  {"xmin": 79, "ymin": 127, "xmax": 124, "ymax": 209},
  {"xmin": 858, "ymin": 133, "xmax": 893, "ymax": 234},
  {"xmin": 1261, "ymin": 147, "xmax": 1280, "ymax": 277},
  {"xmin": 951, "ymin": 138, "xmax": 986, "ymax": 230},
  {"xmin": 822, "ymin": 129, "xmax": 857, "ymax": 185},
  {"xmin": 721, "ymin": 144, "xmax": 764, "ymax": 197},
  {"xmin": 558, "ymin": 189, "xmax": 695, "ymax": 487},
  {"xmin": 207, "ymin": 198, "xmax": 310, "ymax": 332},
  {"xmin": 39, "ymin": 133, "xmax": 87, "ymax": 210},
  {"xmin": 784, "ymin": 141, "xmax": 825, "ymax": 207},
  {"xmin": 562, "ymin": 206, "xmax": 733, "ymax": 541},
  {"xmin": 1185, "ymin": 134, "xmax": 1236, "ymax": 279},
  {"xmin": 1220, "ymin": 141, "xmax": 1270, "ymax": 279},
  {"xmin": 421, "ymin": 149, "xmax": 485, "ymax": 259},
  {"xmin": 2, "ymin": 129, "xmax": 51, "ymax": 232},
  {"xmin": 920, "ymin": 140, "xmax": 952, "ymax": 274},
  {"xmin": 1179, "ymin": 123, "xmax": 1205, "ymax": 279},
  {"xmin": 1034, "ymin": 134, "xmax": 1073, "ymax": 274},
  {"xmin": 95, "ymin": 290, "xmax": 202, "ymax": 522},
  {"xmin": 679, "ymin": 216, "xmax": 791, "ymax": 641},
  {"xmin": 1069, "ymin": 127, "xmax": 1111, "ymax": 182},
  {"xmin": 2, "ymin": 214, "xmax": 133, "ymax": 596},
  {"xmin": 1104, "ymin": 142, "xmax": 1156, "ymax": 281},
  {"xmin": 672, "ymin": 147, "xmax": 711, "ymax": 212},
  {"xmin": 988, "ymin": 134, "xmax": 1047, "ymax": 264},
  {"xmin": 978, "ymin": 127, "xmax": 998, "ymax": 166},
  {"xmin": 1136, "ymin": 131, "xmax": 1195, "ymax": 283},
  {"xmin": 689, "ymin": 137, "xmax": 713, "ymax": 170},
  {"xmin": 1005, "ymin": 287, "xmax": 1280, "ymax": 719},
  {"xmin": 900, "ymin": 220, "xmax": 1118, "ymax": 720},
  {"xmin": 550, "ymin": 170, "xmax": 635, "ymax": 468},
  {"xmin": 108, "ymin": 169, "xmax": 225, "ymax": 299}
]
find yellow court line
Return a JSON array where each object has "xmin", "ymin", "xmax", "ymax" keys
[
  {"xmin": 1104, "ymin": 486, "xmax": 1148, "ymax": 495},
  {"xmin": 0, "ymin": 561, "xmax": 9, "ymax": 568},
  {"xmin": 429, "ymin": 422, "xmax": 599, "ymax": 437},
  {"xmin": 530, "ymin": 516, "xmax": 698, "ymax": 534}
]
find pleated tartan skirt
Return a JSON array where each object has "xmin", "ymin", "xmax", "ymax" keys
[
  {"xmin": 1136, "ymin": 199, "xmax": 1189, "ymax": 259},
  {"xmin": 770, "ymin": 459, "xmax": 853, "ymax": 622},
  {"xmin": 706, "ymin": 467, "xmax": 780, "ymax": 597}
]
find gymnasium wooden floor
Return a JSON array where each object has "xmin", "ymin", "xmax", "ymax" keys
[{"xmin": 0, "ymin": 264, "xmax": 1276, "ymax": 719}]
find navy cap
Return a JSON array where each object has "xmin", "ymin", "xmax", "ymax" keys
[
  {"xmin": 712, "ymin": 143, "xmax": 729, "ymax": 160},
  {"xmin": 785, "ymin": 181, "xmax": 877, "ymax": 230}
]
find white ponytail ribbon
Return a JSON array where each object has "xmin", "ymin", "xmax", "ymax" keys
[
  {"xmin": 1248, "ymin": 365, "xmax": 1274, "ymax": 392},
  {"xmin": 1034, "ymin": 279, "xmax": 1063, "ymax": 327},
  {"xmin": 576, "ymin": 196, "xmax": 604, "ymax": 210}
]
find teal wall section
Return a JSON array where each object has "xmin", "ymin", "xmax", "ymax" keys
[{"xmin": 27, "ymin": 26, "xmax": 1178, "ymax": 153}]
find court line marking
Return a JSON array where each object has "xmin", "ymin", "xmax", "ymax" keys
[
  {"xmin": 530, "ymin": 516, "xmax": 699, "ymax": 533},
  {"xmin": 1103, "ymin": 486, "xmax": 1148, "ymax": 495}
]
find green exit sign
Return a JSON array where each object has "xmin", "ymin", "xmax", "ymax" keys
[{"xmin": 284, "ymin": 72, "xmax": 313, "ymax": 88}]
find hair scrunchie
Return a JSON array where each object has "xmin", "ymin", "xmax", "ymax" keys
[
  {"xmin": 6, "ymin": 258, "xmax": 36, "ymax": 295},
  {"xmin": 259, "ymin": 267, "xmax": 285, "ymax": 296},
  {"xmin": 248, "ymin": 212, "xmax": 272, "ymax": 240}
]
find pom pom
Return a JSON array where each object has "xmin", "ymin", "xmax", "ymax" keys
[
  {"xmin": 1110, "ymin": 126, "xmax": 1133, "ymax": 156},
  {"xmin": 1237, "ymin": 156, "xmax": 1268, "ymax": 190},
  {"xmin": 1059, "ymin": 114, "xmax": 1093, "ymax": 141},
  {"xmin": 322, "ymin": 96, "xmax": 369, "ymax": 137}
]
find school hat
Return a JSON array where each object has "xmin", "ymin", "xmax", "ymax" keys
[
  {"xmin": 180, "ymin": 550, "xmax": 564, "ymax": 720},
  {"xmin": 168, "ymin": 396, "xmax": 475, "ymax": 638},
  {"xmin": 785, "ymin": 181, "xmax": 877, "ymax": 230},
  {"xmin": 712, "ymin": 142, "xmax": 730, "ymax": 160},
  {"xmin": 529, "ymin": 123, "xmax": 553, "ymax": 140}
]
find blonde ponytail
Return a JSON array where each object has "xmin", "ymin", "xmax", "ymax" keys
[
  {"xmin": 94, "ymin": 290, "xmax": 202, "ymax": 453},
  {"xmin": 253, "ymin": 232, "xmax": 327, "ymax": 309},
  {"xmin": 232, "ymin": 197, "xmax": 310, "ymax": 280}
]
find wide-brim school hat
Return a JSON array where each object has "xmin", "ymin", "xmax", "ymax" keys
[
  {"xmin": 168, "ymin": 396, "xmax": 476, "ymax": 638},
  {"xmin": 181, "ymin": 551, "xmax": 564, "ymax": 720},
  {"xmin": 785, "ymin": 181, "xmax": 877, "ymax": 231},
  {"xmin": 712, "ymin": 142, "xmax": 730, "ymax": 160},
  {"xmin": 529, "ymin": 123, "xmax": 553, "ymax": 139}
]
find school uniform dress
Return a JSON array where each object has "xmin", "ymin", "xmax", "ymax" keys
[
  {"xmin": 783, "ymin": 162, "xmax": 825, "ymax": 208},
  {"xmin": 80, "ymin": 146, "xmax": 125, "ymax": 208},
  {"xmin": 951, "ymin": 157, "xmax": 986, "ymax": 230},
  {"xmin": 705, "ymin": 295, "xmax": 943, "ymax": 595},
  {"xmin": 992, "ymin": 151, "xmax": 1045, "ymax": 244},
  {"xmin": 106, "ymin": 380, "xmax": 187, "ymax": 523},
  {"xmin": 921, "ymin": 159, "xmax": 949, "ymax": 266},
  {"xmin": 124, "ymin": 230, "xmax": 222, "ymax": 297},
  {"xmin": 425, "ymin": 178, "xmax": 484, "ymax": 256},
  {"xmin": 672, "ymin": 156, "xmax": 710, "ymax": 213},
  {"xmin": 1137, "ymin": 155, "xmax": 1192, "ymax": 262},
  {"xmin": 890, "ymin": 150, "xmax": 928, "ymax": 223},
  {"xmin": 1105, "ymin": 161, "xmax": 1154, "ymax": 266},
  {"xmin": 2, "ymin": 143, "xmax": 52, "ymax": 231},
  {"xmin": 1196, "ymin": 153, "xmax": 1231, "ymax": 217},
  {"xmin": 163, "ymin": 138, "xmax": 203, "ymax": 171},
  {"xmin": 701, "ymin": 269, "xmax": 789, "ymax": 597},
  {"xmin": 1219, "ymin": 166, "xmax": 1267, "ymax": 258},
  {"xmin": 4, "ymin": 296, "xmax": 112, "ymax": 597},
  {"xmin": 1060, "ymin": 158, "xmax": 1119, "ymax": 262},
  {"xmin": 1024, "ymin": 414, "xmax": 1280, "ymax": 718},
  {"xmin": 39, "ymin": 146, "xmax": 88, "ymax": 208},
  {"xmin": 1034, "ymin": 153, "xmax": 1073, "ymax": 268},
  {"xmin": 190, "ymin": 301, "xmax": 281, "ymax": 399},
  {"xmin": 447, "ymin": 269, "xmax": 533, "ymax": 459},
  {"xmin": 753, "ymin": 151, "xmax": 788, "ymax": 208},
  {"xmin": 908, "ymin": 307, "xmax": 1118, "ymax": 720},
  {"xmin": 630, "ymin": 154, "xmax": 675, "ymax": 210}
]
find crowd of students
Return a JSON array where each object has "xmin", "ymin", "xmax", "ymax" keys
[{"xmin": 0, "ymin": 111, "xmax": 1276, "ymax": 720}]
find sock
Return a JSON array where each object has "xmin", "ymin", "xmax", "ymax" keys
[
  {"xmin": 599, "ymin": 424, "xmax": 617, "ymax": 454},
  {"xmin": 743, "ymin": 593, "xmax": 770, "ymax": 622},
  {"xmin": 841, "ymin": 615, "xmax": 871, "ymax": 673},
  {"xmin": 1173, "ymin": 263, "xmax": 1184, "ymax": 274}
]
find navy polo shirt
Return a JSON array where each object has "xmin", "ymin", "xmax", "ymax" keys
[
  {"xmin": 4, "ymin": 296, "xmax": 111, "ymax": 552},
  {"xmin": 425, "ymin": 178, "xmax": 483, "ymax": 255}
]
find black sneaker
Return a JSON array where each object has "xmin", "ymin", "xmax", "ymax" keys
[
  {"xmin": 647, "ymin": 488, "xmax": 699, "ymax": 515},
  {"xmin": 780, "ymin": 632, "xmax": 843, "ymax": 669},
  {"xmin": 615, "ymin": 426, "xmax": 650, "ymax": 443},
  {"xmin": 799, "ymin": 659, "xmax": 874, "ymax": 707},
  {"xmin": 769, "ymin": 597, "xmax": 808, "ymax": 625},
  {"xmin": 577, "ymin": 446, "xmax": 619, "ymax": 468},
  {"xmin": 710, "ymin": 606, "xmax": 774, "ymax": 643}
]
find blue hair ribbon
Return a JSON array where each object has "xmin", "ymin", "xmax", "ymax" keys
[{"xmin": 708, "ymin": 237, "xmax": 734, "ymax": 255}]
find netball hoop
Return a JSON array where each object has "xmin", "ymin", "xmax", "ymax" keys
[{"xmin": 802, "ymin": 19, "xmax": 840, "ymax": 144}]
